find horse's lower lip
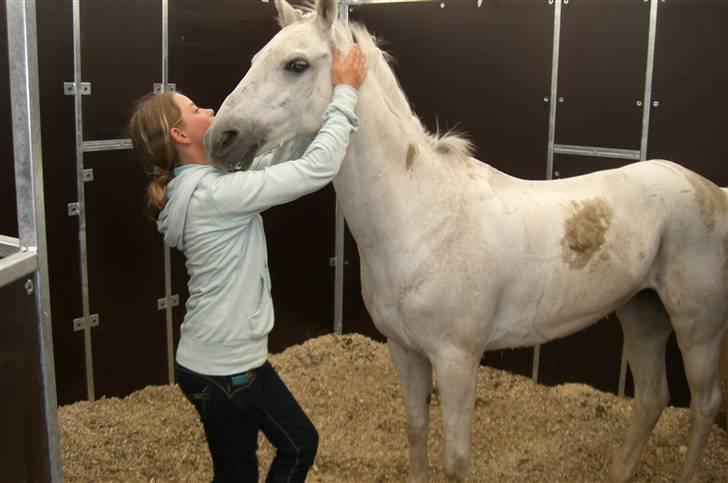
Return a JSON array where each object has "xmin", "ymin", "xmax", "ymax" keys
[{"xmin": 231, "ymin": 143, "xmax": 258, "ymax": 171}]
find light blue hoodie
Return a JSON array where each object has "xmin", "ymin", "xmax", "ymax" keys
[{"xmin": 157, "ymin": 85, "xmax": 359, "ymax": 376}]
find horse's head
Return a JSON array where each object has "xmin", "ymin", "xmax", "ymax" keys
[{"xmin": 204, "ymin": 0, "xmax": 351, "ymax": 171}]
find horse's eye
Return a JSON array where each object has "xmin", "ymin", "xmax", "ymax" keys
[{"xmin": 285, "ymin": 59, "xmax": 309, "ymax": 74}]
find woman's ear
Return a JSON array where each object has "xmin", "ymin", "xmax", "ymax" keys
[{"xmin": 169, "ymin": 127, "xmax": 191, "ymax": 145}]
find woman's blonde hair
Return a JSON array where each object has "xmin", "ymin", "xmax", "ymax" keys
[{"xmin": 128, "ymin": 91, "xmax": 182, "ymax": 220}]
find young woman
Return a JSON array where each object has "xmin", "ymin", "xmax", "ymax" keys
[{"xmin": 129, "ymin": 46, "xmax": 366, "ymax": 482}]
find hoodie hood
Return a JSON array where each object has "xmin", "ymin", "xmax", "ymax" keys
[{"xmin": 157, "ymin": 165, "xmax": 215, "ymax": 250}]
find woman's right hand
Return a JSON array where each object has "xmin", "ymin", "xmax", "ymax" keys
[{"xmin": 332, "ymin": 45, "xmax": 367, "ymax": 90}]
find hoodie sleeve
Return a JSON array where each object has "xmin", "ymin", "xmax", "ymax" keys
[{"xmin": 209, "ymin": 85, "xmax": 359, "ymax": 218}]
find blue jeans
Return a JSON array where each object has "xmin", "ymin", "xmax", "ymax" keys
[{"xmin": 176, "ymin": 361, "xmax": 318, "ymax": 483}]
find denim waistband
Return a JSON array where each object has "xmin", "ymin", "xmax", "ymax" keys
[{"xmin": 175, "ymin": 361, "xmax": 263, "ymax": 386}]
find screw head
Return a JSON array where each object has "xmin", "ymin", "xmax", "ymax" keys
[{"xmin": 25, "ymin": 279, "xmax": 34, "ymax": 295}]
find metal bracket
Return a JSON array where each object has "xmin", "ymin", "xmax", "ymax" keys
[
  {"xmin": 83, "ymin": 168, "xmax": 94, "ymax": 182},
  {"xmin": 153, "ymin": 83, "xmax": 177, "ymax": 94},
  {"xmin": 157, "ymin": 294, "xmax": 180, "ymax": 311},
  {"xmin": 67, "ymin": 203, "xmax": 80, "ymax": 216},
  {"xmin": 73, "ymin": 313, "xmax": 100, "ymax": 331},
  {"xmin": 329, "ymin": 257, "xmax": 350, "ymax": 268},
  {"xmin": 64, "ymin": 82, "xmax": 91, "ymax": 96}
]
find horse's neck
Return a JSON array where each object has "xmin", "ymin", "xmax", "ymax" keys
[{"xmin": 333, "ymin": 79, "xmax": 444, "ymax": 254}]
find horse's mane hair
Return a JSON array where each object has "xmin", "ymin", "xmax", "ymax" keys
[{"xmin": 335, "ymin": 21, "xmax": 475, "ymax": 159}]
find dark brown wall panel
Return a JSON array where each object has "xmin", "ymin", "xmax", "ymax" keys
[
  {"xmin": 81, "ymin": 0, "xmax": 162, "ymax": 140},
  {"xmin": 37, "ymin": 0, "xmax": 86, "ymax": 405},
  {"xmin": 61, "ymin": 0, "xmax": 166, "ymax": 400},
  {"xmin": 85, "ymin": 149, "xmax": 169, "ymax": 398},
  {"xmin": 0, "ymin": 2, "xmax": 18, "ymax": 238},
  {"xmin": 352, "ymin": 0, "xmax": 553, "ymax": 180},
  {"xmin": 264, "ymin": 186, "xmax": 338, "ymax": 352},
  {"xmin": 0, "ymin": 278, "xmax": 52, "ymax": 481},
  {"xmin": 648, "ymin": 0, "xmax": 728, "ymax": 186},
  {"xmin": 169, "ymin": 0, "xmax": 279, "ymax": 111},
  {"xmin": 556, "ymin": 0, "xmax": 650, "ymax": 150}
]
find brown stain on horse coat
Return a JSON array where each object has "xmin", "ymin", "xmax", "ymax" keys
[
  {"xmin": 682, "ymin": 171, "xmax": 728, "ymax": 232},
  {"xmin": 561, "ymin": 198, "xmax": 614, "ymax": 270},
  {"xmin": 405, "ymin": 144, "xmax": 418, "ymax": 170}
]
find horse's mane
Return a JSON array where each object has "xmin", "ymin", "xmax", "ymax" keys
[{"xmin": 336, "ymin": 21, "xmax": 475, "ymax": 159}]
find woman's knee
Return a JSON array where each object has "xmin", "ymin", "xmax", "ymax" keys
[{"xmin": 298, "ymin": 423, "xmax": 319, "ymax": 463}]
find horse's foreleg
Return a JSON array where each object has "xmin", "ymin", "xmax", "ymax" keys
[
  {"xmin": 388, "ymin": 338, "xmax": 433, "ymax": 483},
  {"xmin": 674, "ymin": 327, "xmax": 725, "ymax": 483},
  {"xmin": 433, "ymin": 349, "xmax": 480, "ymax": 482},
  {"xmin": 611, "ymin": 291, "xmax": 672, "ymax": 483}
]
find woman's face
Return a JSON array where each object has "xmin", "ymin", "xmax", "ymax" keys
[{"xmin": 172, "ymin": 93, "xmax": 215, "ymax": 147}]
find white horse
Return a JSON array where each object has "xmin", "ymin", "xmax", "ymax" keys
[{"xmin": 204, "ymin": 1, "xmax": 728, "ymax": 481}]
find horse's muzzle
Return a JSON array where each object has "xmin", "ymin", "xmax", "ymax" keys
[{"xmin": 205, "ymin": 123, "xmax": 262, "ymax": 172}]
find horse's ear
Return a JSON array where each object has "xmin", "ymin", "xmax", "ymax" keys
[
  {"xmin": 274, "ymin": 0, "xmax": 303, "ymax": 28},
  {"xmin": 315, "ymin": 0, "xmax": 338, "ymax": 29}
]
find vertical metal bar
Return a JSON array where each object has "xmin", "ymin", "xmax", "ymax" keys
[
  {"xmin": 639, "ymin": 0, "xmax": 659, "ymax": 160},
  {"xmin": 531, "ymin": 345, "xmax": 541, "ymax": 384},
  {"xmin": 545, "ymin": 0, "xmax": 562, "ymax": 181},
  {"xmin": 72, "ymin": 0, "xmax": 95, "ymax": 401},
  {"xmin": 164, "ymin": 244, "xmax": 174, "ymax": 383},
  {"xmin": 334, "ymin": 202, "xmax": 345, "ymax": 336},
  {"xmin": 533, "ymin": 0, "xmax": 563, "ymax": 384},
  {"xmin": 162, "ymin": 0, "xmax": 169, "ymax": 88},
  {"xmin": 6, "ymin": 0, "xmax": 63, "ymax": 479},
  {"xmin": 161, "ymin": 0, "xmax": 175, "ymax": 384},
  {"xmin": 332, "ymin": 0, "xmax": 351, "ymax": 336}
]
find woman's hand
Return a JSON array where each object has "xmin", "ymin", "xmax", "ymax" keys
[{"xmin": 332, "ymin": 45, "xmax": 367, "ymax": 90}]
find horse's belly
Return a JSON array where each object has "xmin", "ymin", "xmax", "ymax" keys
[
  {"xmin": 484, "ymin": 311, "xmax": 610, "ymax": 351},
  {"xmin": 486, "ymin": 266, "xmax": 646, "ymax": 351}
]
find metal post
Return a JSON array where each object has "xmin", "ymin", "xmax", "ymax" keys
[
  {"xmin": 639, "ymin": 0, "xmax": 659, "ymax": 161},
  {"xmin": 161, "ymin": 0, "xmax": 176, "ymax": 384},
  {"xmin": 6, "ymin": 0, "xmax": 63, "ymax": 479},
  {"xmin": 545, "ymin": 0, "xmax": 562, "ymax": 182},
  {"xmin": 71, "ymin": 0, "xmax": 97, "ymax": 402},
  {"xmin": 332, "ymin": 0, "xmax": 352, "ymax": 336}
]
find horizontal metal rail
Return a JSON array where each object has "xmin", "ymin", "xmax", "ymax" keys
[
  {"xmin": 0, "ymin": 235, "xmax": 20, "ymax": 258},
  {"xmin": 0, "ymin": 249, "xmax": 38, "ymax": 288},
  {"xmin": 82, "ymin": 138, "xmax": 132, "ymax": 152},
  {"xmin": 553, "ymin": 144, "xmax": 641, "ymax": 161}
]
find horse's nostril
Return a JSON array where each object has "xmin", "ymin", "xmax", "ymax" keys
[{"xmin": 218, "ymin": 130, "xmax": 239, "ymax": 151}]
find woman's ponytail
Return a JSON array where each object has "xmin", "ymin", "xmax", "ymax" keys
[{"xmin": 128, "ymin": 92, "xmax": 182, "ymax": 220}]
